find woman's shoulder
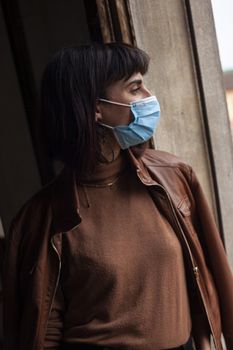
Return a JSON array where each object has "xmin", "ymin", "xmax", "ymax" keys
[{"xmin": 142, "ymin": 148, "xmax": 192, "ymax": 171}]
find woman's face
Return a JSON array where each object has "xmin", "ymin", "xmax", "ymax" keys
[{"xmin": 95, "ymin": 72, "xmax": 152, "ymax": 127}]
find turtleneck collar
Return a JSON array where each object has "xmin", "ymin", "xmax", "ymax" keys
[{"xmin": 77, "ymin": 151, "xmax": 128, "ymax": 186}]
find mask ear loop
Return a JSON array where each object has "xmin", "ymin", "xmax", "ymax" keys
[{"xmin": 98, "ymin": 98, "xmax": 130, "ymax": 107}]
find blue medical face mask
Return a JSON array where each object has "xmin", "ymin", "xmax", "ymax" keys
[{"xmin": 98, "ymin": 95, "xmax": 161, "ymax": 149}]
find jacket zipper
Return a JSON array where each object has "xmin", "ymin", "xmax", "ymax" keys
[
  {"xmin": 158, "ymin": 185, "xmax": 218, "ymax": 350},
  {"xmin": 42, "ymin": 236, "xmax": 62, "ymax": 349},
  {"xmin": 44, "ymin": 219, "xmax": 81, "ymax": 345},
  {"xmin": 45, "ymin": 219, "xmax": 82, "ymax": 345},
  {"xmin": 136, "ymin": 168, "xmax": 219, "ymax": 350}
]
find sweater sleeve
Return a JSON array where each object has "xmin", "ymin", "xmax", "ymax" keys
[{"xmin": 44, "ymin": 282, "xmax": 64, "ymax": 349}]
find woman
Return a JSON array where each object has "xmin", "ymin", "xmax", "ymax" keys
[{"xmin": 3, "ymin": 43, "xmax": 233, "ymax": 350}]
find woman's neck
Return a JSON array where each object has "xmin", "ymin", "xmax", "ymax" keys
[{"xmin": 99, "ymin": 129, "xmax": 121, "ymax": 163}]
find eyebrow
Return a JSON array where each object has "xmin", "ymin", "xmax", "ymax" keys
[{"xmin": 125, "ymin": 79, "xmax": 142, "ymax": 87}]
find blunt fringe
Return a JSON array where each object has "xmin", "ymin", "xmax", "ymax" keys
[{"xmin": 40, "ymin": 42, "xmax": 150, "ymax": 175}]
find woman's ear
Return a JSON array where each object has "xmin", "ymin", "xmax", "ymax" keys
[{"xmin": 95, "ymin": 100, "xmax": 103, "ymax": 122}]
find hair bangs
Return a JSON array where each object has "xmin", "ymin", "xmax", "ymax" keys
[{"xmin": 104, "ymin": 43, "xmax": 150, "ymax": 86}]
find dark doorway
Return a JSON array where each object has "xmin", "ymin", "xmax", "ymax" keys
[{"xmin": 0, "ymin": 0, "xmax": 102, "ymax": 232}]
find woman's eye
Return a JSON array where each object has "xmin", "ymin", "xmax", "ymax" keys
[{"xmin": 131, "ymin": 87, "xmax": 141, "ymax": 94}]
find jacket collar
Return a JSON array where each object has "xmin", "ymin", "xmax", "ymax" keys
[
  {"xmin": 127, "ymin": 148, "xmax": 158, "ymax": 186},
  {"xmin": 50, "ymin": 148, "xmax": 158, "ymax": 234}
]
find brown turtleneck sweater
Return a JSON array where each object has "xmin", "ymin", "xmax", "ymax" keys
[{"xmin": 44, "ymin": 153, "xmax": 192, "ymax": 349}]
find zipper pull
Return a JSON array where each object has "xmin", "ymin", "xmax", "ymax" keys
[{"xmin": 193, "ymin": 266, "xmax": 199, "ymax": 279}]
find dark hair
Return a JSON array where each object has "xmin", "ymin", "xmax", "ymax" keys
[{"xmin": 40, "ymin": 42, "xmax": 150, "ymax": 175}]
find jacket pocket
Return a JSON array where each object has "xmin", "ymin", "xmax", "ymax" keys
[
  {"xmin": 28, "ymin": 262, "xmax": 38, "ymax": 275},
  {"xmin": 177, "ymin": 196, "xmax": 198, "ymax": 238},
  {"xmin": 20, "ymin": 262, "xmax": 39, "ymax": 300},
  {"xmin": 177, "ymin": 195, "xmax": 191, "ymax": 217}
]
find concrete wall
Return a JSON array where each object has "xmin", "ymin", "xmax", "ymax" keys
[
  {"xmin": 129, "ymin": 0, "xmax": 214, "ymax": 206},
  {"xmin": 128, "ymin": 0, "xmax": 233, "ymax": 268}
]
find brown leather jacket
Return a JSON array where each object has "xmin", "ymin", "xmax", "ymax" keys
[{"xmin": 3, "ymin": 149, "xmax": 233, "ymax": 350}]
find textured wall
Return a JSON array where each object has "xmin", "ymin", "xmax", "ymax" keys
[
  {"xmin": 129, "ymin": 0, "xmax": 213, "ymax": 205},
  {"xmin": 128, "ymin": 0, "xmax": 233, "ymax": 269}
]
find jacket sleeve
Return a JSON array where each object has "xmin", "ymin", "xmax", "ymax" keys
[
  {"xmin": 190, "ymin": 167, "xmax": 233, "ymax": 349},
  {"xmin": 3, "ymin": 219, "xmax": 21, "ymax": 350},
  {"xmin": 44, "ymin": 282, "xmax": 64, "ymax": 349}
]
